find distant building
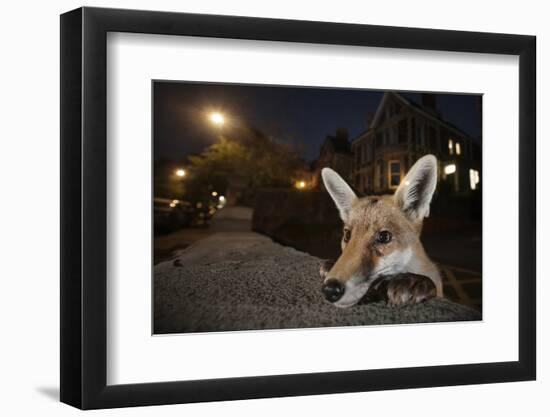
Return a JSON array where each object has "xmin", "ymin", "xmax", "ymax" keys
[
  {"xmin": 351, "ymin": 92, "xmax": 481, "ymax": 195},
  {"xmin": 312, "ymin": 128, "xmax": 353, "ymax": 189}
]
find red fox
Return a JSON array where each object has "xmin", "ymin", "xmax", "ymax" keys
[{"xmin": 320, "ymin": 154, "xmax": 442, "ymax": 308}]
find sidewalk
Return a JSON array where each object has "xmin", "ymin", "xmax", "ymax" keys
[{"xmin": 153, "ymin": 206, "xmax": 253, "ymax": 264}]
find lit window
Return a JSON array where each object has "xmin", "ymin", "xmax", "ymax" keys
[
  {"xmin": 469, "ymin": 169, "xmax": 480, "ymax": 190},
  {"xmin": 448, "ymin": 139, "xmax": 454, "ymax": 155},
  {"xmin": 455, "ymin": 142, "xmax": 461, "ymax": 155},
  {"xmin": 444, "ymin": 164, "xmax": 456, "ymax": 175},
  {"xmin": 389, "ymin": 160, "xmax": 401, "ymax": 188}
]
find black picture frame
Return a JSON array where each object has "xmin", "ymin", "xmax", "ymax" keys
[{"xmin": 60, "ymin": 6, "xmax": 536, "ymax": 410}]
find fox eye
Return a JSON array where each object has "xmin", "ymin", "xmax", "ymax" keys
[
  {"xmin": 343, "ymin": 228, "xmax": 352, "ymax": 243},
  {"xmin": 376, "ymin": 230, "xmax": 392, "ymax": 244}
]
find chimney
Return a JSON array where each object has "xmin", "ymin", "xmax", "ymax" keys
[
  {"xmin": 421, "ymin": 93, "xmax": 436, "ymax": 110},
  {"xmin": 335, "ymin": 127, "xmax": 349, "ymax": 141}
]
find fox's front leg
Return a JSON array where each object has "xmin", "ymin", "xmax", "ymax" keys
[
  {"xmin": 385, "ymin": 273, "xmax": 437, "ymax": 306},
  {"xmin": 365, "ymin": 273, "xmax": 437, "ymax": 307}
]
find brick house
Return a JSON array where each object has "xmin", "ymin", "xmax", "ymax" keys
[{"xmin": 351, "ymin": 92, "xmax": 481, "ymax": 195}]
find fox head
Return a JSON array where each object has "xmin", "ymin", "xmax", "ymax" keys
[{"xmin": 321, "ymin": 154, "xmax": 441, "ymax": 307}]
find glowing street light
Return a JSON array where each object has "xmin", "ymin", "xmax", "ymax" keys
[
  {"xmin": 211, "ymin": 191, "xmax": 218, "ymax": 197},
  {"xmin": 175, "ymin": 168, "xmax": 186, "ymax": 178},
  {"xmin": 296, "ymin": 180, "xmax": 306, "ymax": 190},
  {"xmin": 209, "ymin": 112, "xmax": 225, "ymax": 126},
  {"xmin": 219, "ymin": 195, "xmax": 226, "ymax": 202}
]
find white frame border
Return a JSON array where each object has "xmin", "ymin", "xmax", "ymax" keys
[{"xmin": 106, "ymin": 32, "xmax": 519, "ymax": 385}]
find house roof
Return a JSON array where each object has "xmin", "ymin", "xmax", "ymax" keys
[{"xmin": 356, "ymin": 92, "xmax": 474, "ymax": 144}]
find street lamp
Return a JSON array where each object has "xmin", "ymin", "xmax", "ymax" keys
[
  {"xmin": 209, "ymin": 112, "xmax": 225, "ymax": 126},
  {"xmin": 295, "ymin": 180, "xmax": 307, "ymax": 190},
  {"xmin": 175, "ymin": 168, "xmax": 186, "ymax": 178}
]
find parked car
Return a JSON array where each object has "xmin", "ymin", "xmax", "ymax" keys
[{"xmin": 154, "ymin": 197, "xmax": 193, "ymax": 234}]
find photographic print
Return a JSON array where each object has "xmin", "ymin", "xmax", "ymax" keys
[
  {"xmin": 153, "ymin": 82, "xmax": 482, "ymax": 334},
  {"xmin": 61, "ymin": 9, "xmax": 536, "ymax": 407}
]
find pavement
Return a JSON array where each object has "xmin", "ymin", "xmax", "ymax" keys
[
  {"xmin": 439, "ymin": 264, "xmax": 482, "ymax": 312},
  {"xmin": 154, "ymin": 206, "xmax": 480, "ymax": 334},
  {"xmin": 422, "ymin": 234, "xmax": 482, "ymax": 310}
]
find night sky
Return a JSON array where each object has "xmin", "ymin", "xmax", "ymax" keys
[{"xmin": 154, "ymin": 81, "xmax": 481, "ymax": 162}]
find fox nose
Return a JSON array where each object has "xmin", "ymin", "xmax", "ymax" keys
[{"xmin": 322, "ymin": 279, "xmax": 345, "ymax": 302}]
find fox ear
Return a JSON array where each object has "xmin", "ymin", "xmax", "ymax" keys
[
  {"xmin": 322, "ymin": 168, "xmax": 357, "ymax": 222},
  {"xmin": 394, "ymin": 155, "xmax": 438, "ymax": 222}
]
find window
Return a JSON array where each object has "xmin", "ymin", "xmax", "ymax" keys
[
  {"xmin": 389, "ymin": 160, "xmax": 401, "ymax": 188},
  {"xmin": 377, "ymin": 160, "xmax": 384, "ymax": 189},
  {"xmin": 428, "ymin": 126, "xmax": 437, "ymax": 150},
  {"xmin": 448, "ymin": 139, "xmax": 454, "ymax": 155},
  {"xmin": 386, "ymin": 103, "xmax": 394, "ymax": 119},
  {"xmin": 394, "ymin": 102, "xmax": 402, "ymax": 115},
  {"xmin": 366, "ymin": 172, "xmax": 372, "ymax": 192},
  {"xmin": 398, "ymin": 119, "xmax": 407, "ymax": 144},
  {"xmin": 418, "ymin": 124, "xmax": 425, "ymax": 147},
  {"xmin": 469, "ymin": 169, "xmax": 480, "ymax": 190},
  {"xmin": 366, "ymin": 143, "xmax": 373, "ymax": 163},
  {"xmin": 455, "ymin": 142, "xmax": 462, "ymax": 155},
  {"xmin": 444, "ymin": 164, "xmax": 456, "ymax": 175},
  {"xmin": 364, "ymin": 143, "xmax": 369, "ymax": 162},
  {"xmin": 355, "ymin": 145, "xmax": 361, "ymax": 166},
  {"xmin": 389, "ymin": 126, "xmax": 398, "ymax": 145}
]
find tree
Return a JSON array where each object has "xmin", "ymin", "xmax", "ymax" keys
[{"xmin": 187, "ymin": 126, "xmax": 303, "ymax": 196}]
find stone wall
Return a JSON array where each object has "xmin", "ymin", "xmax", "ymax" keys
[{"xmin": 252, "ymin": 189, "xmax": 342, "ymax": 259}]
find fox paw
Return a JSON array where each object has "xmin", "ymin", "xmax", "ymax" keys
[
  {"xmin": 364, "ymin": 273, "xmax": 436, "ymax": 306},
  {"xmin": 385, "ymin": 273, "xmax": 437, "ymax": 307}
]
